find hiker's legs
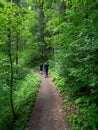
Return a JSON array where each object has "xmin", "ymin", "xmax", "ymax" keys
[
  {"xmin": 44, "ymin": 70, "xmax": 47, "ymax": 77},
  {"xmin": 46, "ymin": 70, "xmax": 48, "ymax": 77}
]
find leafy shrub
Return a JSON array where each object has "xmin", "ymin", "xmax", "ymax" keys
[
  {"xmin": 70, "ymin": 96, "xmax": 98, "ymax": 130},
  {"xmin": 0, "ymin": 70, "xmax": 40, "ymax": 130},
  {"xmin": 13, "ymin": 70, "xmax": 40, "ymax": 130},
  {"xmin": 50, "ymin": 70, "xmax": 98, "ymax": 130}
]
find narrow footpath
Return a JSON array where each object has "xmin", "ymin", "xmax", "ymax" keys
[{"xmin": 25, "ymin": 73, "xmax": 70, "ymax": 130}]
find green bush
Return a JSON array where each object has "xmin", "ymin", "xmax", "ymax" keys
[
  {"xmin": 0, "ymin": 70, "xmax": 40, "ymax": 130},
  {"xmin": 70, "ymin": 96, "xmax": 98, "ymax": 130},
  {"xmin": 50, "ymin": 69, "xmax": 98, "ymax": 130},
  {"xmin": 13, "ymin": 70, "xmax": 40, "ymax": 130}
]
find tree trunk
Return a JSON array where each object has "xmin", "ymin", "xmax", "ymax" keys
[
  {"xmin": 16, "ymin": 33, "xmax": 19, "ymax": 65},
  {"xmin": 16, "ymin": 32, "xmax": 19, "ymax": 75},
  {"xmin": 38, "ymin": 2, "xmax": 46, "ymax": 56},
  {"xmin": 39, "ymin": 2, "xmax": 45, "ymax": 43},
  {"xmin": 6, "ymin": 0, "xmax": 16, "ymax": 119},
  {"xmin": 8, "ymin": 29, "xmax": 16, "ymax": 120}
]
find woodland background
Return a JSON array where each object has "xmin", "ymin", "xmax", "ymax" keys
[{"xmin": 0, "ymin": 0, "xmax": 98, "ymax": 130}]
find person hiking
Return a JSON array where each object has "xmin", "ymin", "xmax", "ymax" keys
[
  {"xmin": 43, "ymin": 62, "xmax": 49, "ymax": 78},
  {"xmin": 40, "ymin": 63, "xmax": 43, "ymax": 74}
]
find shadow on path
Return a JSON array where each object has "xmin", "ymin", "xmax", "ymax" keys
[{"xmin": 25, "ymin": 72, "xmax": 70, "ymax": 130}]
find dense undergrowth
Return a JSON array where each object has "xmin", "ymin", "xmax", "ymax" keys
[
  {"xmin": 50, "ymin": 70, "xmax": 98, "ymax": 130},
  {"xmin": 48, "ymin": 1, "xmax": 98, "ymax": 130},
  {"xmin": 0, "ymin": 0, "xmax": 98, "ymax": 130},
  {"xmin": 0, "ymin": 70, "xmax": 40, "ymax": 130}
]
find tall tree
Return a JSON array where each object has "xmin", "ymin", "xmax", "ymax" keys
[{"xmin": 6, "ymin": 0, "xmax": 17, "ymax": 120}]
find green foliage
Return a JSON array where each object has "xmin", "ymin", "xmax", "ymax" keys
[
  {"xmin": 70, "ymin": 97, "xmax": 98, "ymax": 130},
  {"xmin": 13, "ymin": 71, "xmax": 40, "ymax": 130},
  {"xmin": 0, "ymin": 85, "xmax": 13, "ymax": 130},
  {"xmin": 49, "ymin": 0, "xmax": 98, "ymax": 129},
  {"xmin": 50, "ymin": 70, "xmax": 66, "ymax": 94},
  {"xmin": 0, "ymin": 0, "xmax": 98, "ymax": 130},
  {"xmin": 22, "ymin": 49, "xmax": 44, "ymax": 67},
  {"xmin": 0, "ymin": 71, "xmax": 40, "ymax": 130}
]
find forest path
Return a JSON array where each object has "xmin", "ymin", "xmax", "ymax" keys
[{"xmin": 25, "ymin": 72, "xmax": 70, "ymax": 130}]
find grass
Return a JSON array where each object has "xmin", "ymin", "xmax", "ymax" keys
[{"xmin": 0, "ymin": 70, "xmax": 40, "ymax": 130}]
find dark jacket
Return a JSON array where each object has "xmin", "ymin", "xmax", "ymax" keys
[
  {"xmin": 40, "ymin": 64, "xmax": 43, "ymax": 71},
  {"xmin": 44, "ymin": 63, "xmax": 49, "ymax": 71}
]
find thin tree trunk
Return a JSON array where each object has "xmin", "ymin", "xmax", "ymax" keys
[
  {"xmin": 16, "ymin": 35, "xmax": 19, "ymax": 65},
  {"xmin": 16, "ymin": 33, "xmax": 19, "ymax": 75},
  {"xmin": 38, "ymin": 2, "xmax": 46, "ymax": 56},
  {"xmin": 6, "ymin": 0, "xmax": 16, "ymax": 121},
  {"xmin": 7, "ymin": 27, "xmax": 16, "ymax": 123},
  {"xmin": 9, "ymin": 46, "xmax": 16, "ymax": 120}
]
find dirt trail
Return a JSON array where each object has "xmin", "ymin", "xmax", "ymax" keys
[{"xmin": 25, "ymin": 73, "xmax": 70, "ymax": 130}]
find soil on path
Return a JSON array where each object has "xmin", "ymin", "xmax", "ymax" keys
[{"xmin": 25, "ymin": 73, "xmax": 70, "ymax": 130}]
